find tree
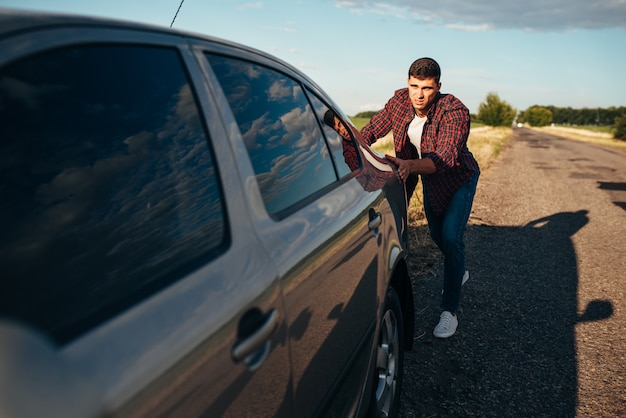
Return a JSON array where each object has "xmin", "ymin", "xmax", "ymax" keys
[
  {"xmin": 522, "ymin": 106, "xmax": 553, "ymax": 126},
  {"xmin": 477, "ymin": 92, "xmax": 516, "ymax": 127},
  {"xmin": 531, "ymin": 105, "xmax": 626, "ymax": 126},
  {"xmin": 614, "ymin": 114, "xmax": 626, "ymax": 141}
]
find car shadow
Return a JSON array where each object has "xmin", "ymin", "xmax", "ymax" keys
[{"xmin": 401, "ymin": 209, "xmax": 613, "ymax": 417}]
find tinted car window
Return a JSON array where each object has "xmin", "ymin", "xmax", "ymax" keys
[
  {"xmin": 207, "ymin": 54, "xmax": 337, "ymax": 217},
  {"xmin": 0, "ymin": 44, "xmax": 226, "ymax": 344},
  {"xmin": 306, "ymin": 91, "xmax": 360, "ymax": 177}
]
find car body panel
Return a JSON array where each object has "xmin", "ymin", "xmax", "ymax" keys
[{"xmin": 0, "ymin": 8, "xmax": 412, "ymax": 418}]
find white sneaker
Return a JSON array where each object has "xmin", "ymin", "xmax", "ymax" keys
[
  {"xmin": 433, "ymin": 311, "xmax": 458, "ymax": 338},
  {"xmin": 462, "ymin": 270, "xmax": 469, "ymax": 286},
  {"xmin": 442, "ymin": 270, "xmax": 469, "ymax": 294}
]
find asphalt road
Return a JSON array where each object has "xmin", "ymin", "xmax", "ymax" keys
[{"xmin": 399, "ymin": 128, "xmax": 626, "ymax": 417}]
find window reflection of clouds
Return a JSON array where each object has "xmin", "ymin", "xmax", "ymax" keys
[
  {"xmin": 10, "ymin": 83, "xmax": 220, "ymax": 261},
  {"xmin": 208, "ymin": 54, "xmax": 336, "ymax": 216},
  {"xmin": 1, "ymin": 46, "xmax": 225, "ymax": 341},
  {"xmin": 268, "ymin": 78, "xmax": 296, "ymax": 102},
  {"xmin": 0, "ymin": 75, "xmax": 64, "ymax": 112},
  {"xmin": 283, "ymin": 106, "xmax": 317, "ymax": 149},
  {"xmin": 253, "ymin": 99, "xmax": 334, "ymax": 214}
]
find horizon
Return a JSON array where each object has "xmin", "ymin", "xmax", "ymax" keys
[{"xmin": 2, "ymin": 0, "xmax": 625, "ymax": 116}]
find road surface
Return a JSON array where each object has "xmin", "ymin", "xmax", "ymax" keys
[{"xmin": 400, "ymin": 127, "xmax": 626, "ymax": 417}]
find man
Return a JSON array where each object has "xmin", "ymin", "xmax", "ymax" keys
[
  {"xmin": 360, "ymin": 57, "xmax": 479, "ymax": 338},
  {"xmin": 323, "ymin": 109, "xmax": 359, "ymax": 171}
]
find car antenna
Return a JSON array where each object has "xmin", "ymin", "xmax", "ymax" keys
[{"xmin": 170, "ymin": 0, "xmax": 185, "ymax": 28}]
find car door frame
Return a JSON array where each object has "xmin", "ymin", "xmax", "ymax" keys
[
  {"xmin": 189, "ymin": 39, "xmax": 401, "ymax": 416},
  {"xmin": 0, "ymin": 23, "xmax": 293, "ymax": 418}
]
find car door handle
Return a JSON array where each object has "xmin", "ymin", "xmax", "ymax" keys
[
  {"xmin": 232, "ymin": 309, "xmax": 279, "ymax": 367},
  {"xmin": 368, "ymin": 210, "xmax": 382, "ymax": 230}
]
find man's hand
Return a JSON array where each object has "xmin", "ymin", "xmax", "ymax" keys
[
  {"xmin": 386, "ymin": 154, "xmax": 437, "ymax": 182},
  {"xmin": 386, "ymin": 154, "xmax": 411, "ymax": 182}
]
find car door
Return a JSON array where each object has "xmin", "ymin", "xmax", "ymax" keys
[
  {"xmin": 204, "ymin": 52, "xmax": 393, "ymax": 416},
  {"xmin": 0, "ymin": 25, "xmax": 293, "ymax": 418}
]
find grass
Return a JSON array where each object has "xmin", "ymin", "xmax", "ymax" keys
[
  {"xmin": 349, "ymin": 116, "xmax": 370, "ymax": 130},
  {"xmin": 562, "ymin": 125, "xmax": 614, "ymax": 134}
]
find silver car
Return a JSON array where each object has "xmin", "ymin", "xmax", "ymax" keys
[{"xmin": 0, "ymin": 9, "xmax": 414, "ymax": 417}]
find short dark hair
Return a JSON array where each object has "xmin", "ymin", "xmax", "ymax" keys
[
  {"xmin": 323, "ymin": 109, "xmax": 336, "ymax": 128},
  {"xmin": 408, "ymin": 57, "xmax": 441, "ymax": 83}
]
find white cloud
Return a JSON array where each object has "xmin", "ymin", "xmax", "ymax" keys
[
  {"xmin": 238, "ymin": 2, "xmax": 264, "ymax": 11},
  {"xmin": 335, "ymin": 0, "xmax": 626, "ymax": 31},
  {"xmin": 444, "ymin": 23, "xmax": 492, "ymax": 32}
]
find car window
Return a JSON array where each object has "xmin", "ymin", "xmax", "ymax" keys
[
  {"xmin": 305, "ymin": 90, "xmax": 361, "ymax": 177},
  {"xmin": 0, "ymin": 44, "xmax": 227, "ymax": 344},
  {"xmin": 207, "ymin": 54, "xmax": 337, "ymax": 218}
]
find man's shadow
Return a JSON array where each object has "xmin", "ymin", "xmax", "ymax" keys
[
  {"xmin": 522, "ymin": 210, "xmax": 613, "ymax": 321},
  {"xmin": 404, "ymin": 209, "xmax": 613, "ymax": 417}
]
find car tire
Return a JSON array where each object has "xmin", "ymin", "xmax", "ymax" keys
[{"xmin": 369, "ymin": 286, "xmax": 405, "ymax": 418}]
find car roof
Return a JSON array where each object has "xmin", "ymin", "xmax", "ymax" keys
[
  {"xmin": 0, "ymin": 7, "xmax": 327, "ymax": 96},
  {"xmin": 0, "ymin": 8, "xmax": 277, "ymax": 63}
]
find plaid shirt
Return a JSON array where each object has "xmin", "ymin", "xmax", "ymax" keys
[{"xmin": 361, "ymin": 88, "xmax": 479, "ymax": 215}]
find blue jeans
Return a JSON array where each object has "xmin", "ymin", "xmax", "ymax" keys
[{"xmin": 424, "ymin": 171, "xmax": 479, "ymax": 314}]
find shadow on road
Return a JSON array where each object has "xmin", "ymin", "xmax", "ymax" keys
[
  {"xmin": 597, "ymin": 181, "xmax": 626, "ymax": 211},
  {"xmin": 402, "ymin": 209, "xmax": 613, "ymax": 417}
]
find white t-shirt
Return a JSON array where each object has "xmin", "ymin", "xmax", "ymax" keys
[{"xmin": 408, "ymin": 114, "xmax": 427, "ymax": 158}]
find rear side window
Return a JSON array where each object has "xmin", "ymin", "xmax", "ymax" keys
[
  {"xmin": 305, "ymin": 91, "xmax": 360, "ymax": 177},
  {"xmin": 0, "ymin": 44, "xmax": 226, "ymax": 344},
  {"xmin": 207, "ymin": 54, "xmax": 337, "ymax": 217}
]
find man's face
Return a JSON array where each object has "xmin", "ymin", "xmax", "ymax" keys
[
  {"xmin": 333, "ymin": 117, "xmax": 350, "ymax": 140},
  {"xmin": 407, "ymin": 76, "xmax": 441, "ymax": 116}
]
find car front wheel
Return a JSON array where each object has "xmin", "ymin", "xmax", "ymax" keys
[{"xmin": 370, "ymin": 287, "xmax": 405, "ymax": 417}]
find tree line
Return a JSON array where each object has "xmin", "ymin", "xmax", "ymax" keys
[
  {"xmin": 474, "ymin": 92, "xmax": 626, "ymax": 140},
  {"xmin": 353, "ymin": 92, "xmax": 626, "ymax": 140}
]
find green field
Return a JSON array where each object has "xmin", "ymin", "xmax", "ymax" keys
[{"xmin": 349, "ymin": 116, "xmax": 370, "ymax": 130}]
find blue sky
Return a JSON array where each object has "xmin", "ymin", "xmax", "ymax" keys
[{"xmin": 2, "ymin": 0, "xmax": 625, "ymax": 116}]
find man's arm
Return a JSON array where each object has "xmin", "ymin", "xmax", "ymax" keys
[
  {"xmin": 386, "ymin": 103, "xmax": 469, "ymax": 182},
  {"xmin": 386, "ymin": 154, "xmax": 435, "ymax": 183}
]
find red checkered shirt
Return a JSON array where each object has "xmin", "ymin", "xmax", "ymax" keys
[{"xmin": 361, "ymin": 88, "xmax": 480, "ymax": 215}]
